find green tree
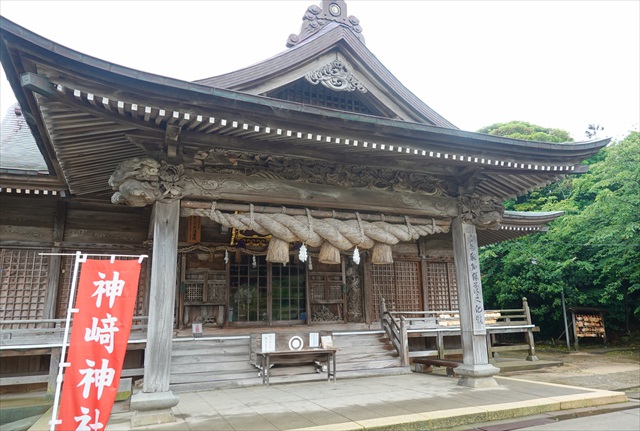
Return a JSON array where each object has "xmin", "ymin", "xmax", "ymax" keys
[
  {"xmin": 478, "ymin": 121, "xmax": 573, "ymax": 143},
  {"xmin": 479, "ymin": 125, "xmax": 640, "ymax": 341}
]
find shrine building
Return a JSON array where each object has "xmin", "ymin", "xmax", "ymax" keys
[{"xmin": 0, "ymin": 0, "xmax": 609, "ymax": 422}]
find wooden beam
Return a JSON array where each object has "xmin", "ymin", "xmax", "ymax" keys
[{"xmin": 169, "ymin": 171, "xmax": 459, "ymax": 218}]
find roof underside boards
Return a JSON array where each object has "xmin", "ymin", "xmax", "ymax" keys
[
  {"xmin": 26, "ymin": 84, "xmax": 590, "ymax": 200},
  {"xmin": 194, "ymin": 23, "xmax": 457, "ymax": 128}
]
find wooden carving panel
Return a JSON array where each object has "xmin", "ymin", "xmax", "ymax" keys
[{"xmin": 206, "ymin": 271, "xmax": 227, "ymax": 304}]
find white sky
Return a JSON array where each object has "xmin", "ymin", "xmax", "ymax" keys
[{"xmin": 1, "ymin": 0, "xmax": 638, "ymax": 142}]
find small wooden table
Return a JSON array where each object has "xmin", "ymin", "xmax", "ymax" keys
[{"xmin": 257, "ymin": 348, "xmax": 337, "ymax": 386}]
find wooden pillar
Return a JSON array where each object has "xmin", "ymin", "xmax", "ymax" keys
[
  {"xmin": 523, "ymin": 297, "xmax": 539, "ymax": 361},
  {"xmin": 451, "ymin": 217, "xmax": 499, "ymax": 387},
  {"xmin": 44, "ymin": 201, "xmax": 66, "ymax": 320},
  {"xmin": 130, "ymin": 200, "xmax": 180, "ymax": 426}
]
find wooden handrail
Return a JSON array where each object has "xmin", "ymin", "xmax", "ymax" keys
[
  {"xmin": 382, "ymin": 297, "xmax": 536, "ymax": 363},
  {"xmin": 379, "ymin": 298, "xmax": 409, "ymax": 367}
]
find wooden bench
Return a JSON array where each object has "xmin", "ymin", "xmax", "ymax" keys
[{"xmin": 412, "ymin": 357, "xmax": 461, "ymax": 376}]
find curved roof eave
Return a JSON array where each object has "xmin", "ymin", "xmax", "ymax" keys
[
  {"xmin": 0, "ymin": 16, "xmax": 610, "ymax": 166},
  {"xmin": 476, "ymin": 211, "xmax": 565, "ymax": 247},
  {"xmin": 503, "ymin": 210, "xmax": 564, "ymax": 224}
]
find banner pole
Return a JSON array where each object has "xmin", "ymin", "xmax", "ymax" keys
[{"xmin": 49, "ymin": 251, "xmax": 86, "ymax": 431}]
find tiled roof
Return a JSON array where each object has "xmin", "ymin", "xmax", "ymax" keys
[{"xmin": 0, "ymin": 103, "xmax": 47, "ymax": 171}]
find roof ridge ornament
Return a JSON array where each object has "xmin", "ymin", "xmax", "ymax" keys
[{"xmin": 287, "ymin": 0, "xmax": 365, "ymax": 48}]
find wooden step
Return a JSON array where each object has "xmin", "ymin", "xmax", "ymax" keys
[{"xmin": 168, "ymin": 331, "xmax": 405, "ymax": 390}]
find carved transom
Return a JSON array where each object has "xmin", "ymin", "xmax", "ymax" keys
[
  {"xmin": 305, "ymin": 60, "xmax": 367, "ymax": 93},
  {"xmin": 201, "ymin": 150, "xmax": 447, "ymax": 197}
]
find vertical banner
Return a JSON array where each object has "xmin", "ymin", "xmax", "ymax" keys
[{"xmin": 57, "ymin": 259, "xmax": 141, "ymax": 430}]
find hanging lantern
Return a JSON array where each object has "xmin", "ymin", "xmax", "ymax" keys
[
  {"xmin": 299, "ymin": 243, "xmax": 308, "ymax": 263},
  {"xmin": 309, "ymin": 257, "xmax": 313, "ymax": 271},
  {"xmin": 224, "ymin": 250, "xmax": 229, "ymax": 264},
  {"xmin": 252, "ymin": 255, "xmax": 257, "ymax": 268},
  {"xmin": 352, "ymin": 246, "xmax": 361, "ymax": 265}
]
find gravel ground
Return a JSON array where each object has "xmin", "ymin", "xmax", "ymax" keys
[{"xmin": 498, "ymin": 348, "xmax": 640, "ymax": 397}]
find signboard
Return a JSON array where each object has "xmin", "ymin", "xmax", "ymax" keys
[
  {"xmin": 56, "ymin": 258, "xmax": 141, "ymax": 431},
  {"xmin": 261, "ymin": 333, "xmax": 276, "ymax": 353}
]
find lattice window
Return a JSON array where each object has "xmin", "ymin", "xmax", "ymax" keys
[
  {"xmin": 310, "ymin": 273, "xmax": 343, "ymax": 302},
  {"xmin": 370, "ymin": 261, "xmax": 422, "ymax": 318},
  {"xmin": 425, "ymin": 261, "xmax": 458, "ymax": 311},
  {"xmin": 370, "ymin": 264, "xmax": 395, "ymax": 315},
  {"xmin": 57, "ymin": 253, "xmax": 147, "ymax": 319},
  {"xmin": 271, "ymin": 259, "xmax": 306, "ymax": 321},
  {"xmin": 269, "ymin": 79, "xmax": 382, "ymax": 116},
  {"xmin": 184, "ymin": 273, "xmax": 204, "ymax": 303},
  {"xmin": 183, "ymin": 270, "xmax": 226, "ymax": 304},
  {"xmin": 229, "ymin": 254, "xmax": 268, "ymax": 323},
  {"xmin": 394, "ymin": 261, "xmax": 421, "ymax": 311},
  {"xmin": 0, "ymin": 249, "xmax": 49, "ymax": 325}
]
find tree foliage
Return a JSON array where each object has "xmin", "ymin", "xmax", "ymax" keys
[
  {"xmin": 479, "ymin": 127, "xmax": 640, "ymax": 341},
  {"xmin": 478, "ymin": 121, "xmax": 573, "ymax": 143}
]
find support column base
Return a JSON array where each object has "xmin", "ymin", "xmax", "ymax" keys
[
  {"xmin": 130, "ymin": 391, "xmax": 179, "ymax": 427},
  {"xmin": 526, "ymin": 355, "xmax": 539, "ymax": 362},
  {"xmin": 455, "ymin": 363, "xmax": 500, "ymax": 388}
]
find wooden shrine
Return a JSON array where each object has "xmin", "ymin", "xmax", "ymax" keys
[{"xmin": 1, "ymin": 0, "xmax": 609, "ymax": 423}]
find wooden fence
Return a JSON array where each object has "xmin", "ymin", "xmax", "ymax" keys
[{"xmin": 0, "ymin": 317, "xmax": 148, "ymax": 390}]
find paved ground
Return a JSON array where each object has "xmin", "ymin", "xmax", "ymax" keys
[
  {"xmin": 93, "ymin": 374, "xmax": 629, "ymax": 430},
  {"xmin": 11, "ymin": 348, "xmax": 639, "ymax": 430}
]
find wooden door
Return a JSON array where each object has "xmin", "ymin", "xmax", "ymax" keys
[{"xmin": 308, "ymin": 270, "xmax": 346, "ymax": 323}]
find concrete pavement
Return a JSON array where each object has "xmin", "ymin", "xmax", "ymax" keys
[
  {"xmin": 100, "ymin": 374, "xmax": 626, "ymax": 430},
  {"xmin": 24, "ymin": 372, "xmax": 629, "ymax": 430}
]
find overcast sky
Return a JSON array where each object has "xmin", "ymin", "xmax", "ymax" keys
[{"xmin": 1, "ymin": 0, "xmax": 638, "ymax": 142}]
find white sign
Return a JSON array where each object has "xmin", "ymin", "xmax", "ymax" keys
[
  {"xmin": 309, "ymin": 332, "xmax": 319, "ymax": 348},
  {"xmin": 262, "ymin": 333, "xmax": 276, "ymax": 353}
]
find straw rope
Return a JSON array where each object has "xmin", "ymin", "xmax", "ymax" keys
[{"xmin": 182, "ymin": 205, "xmax": 449, "ymax": 252}]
